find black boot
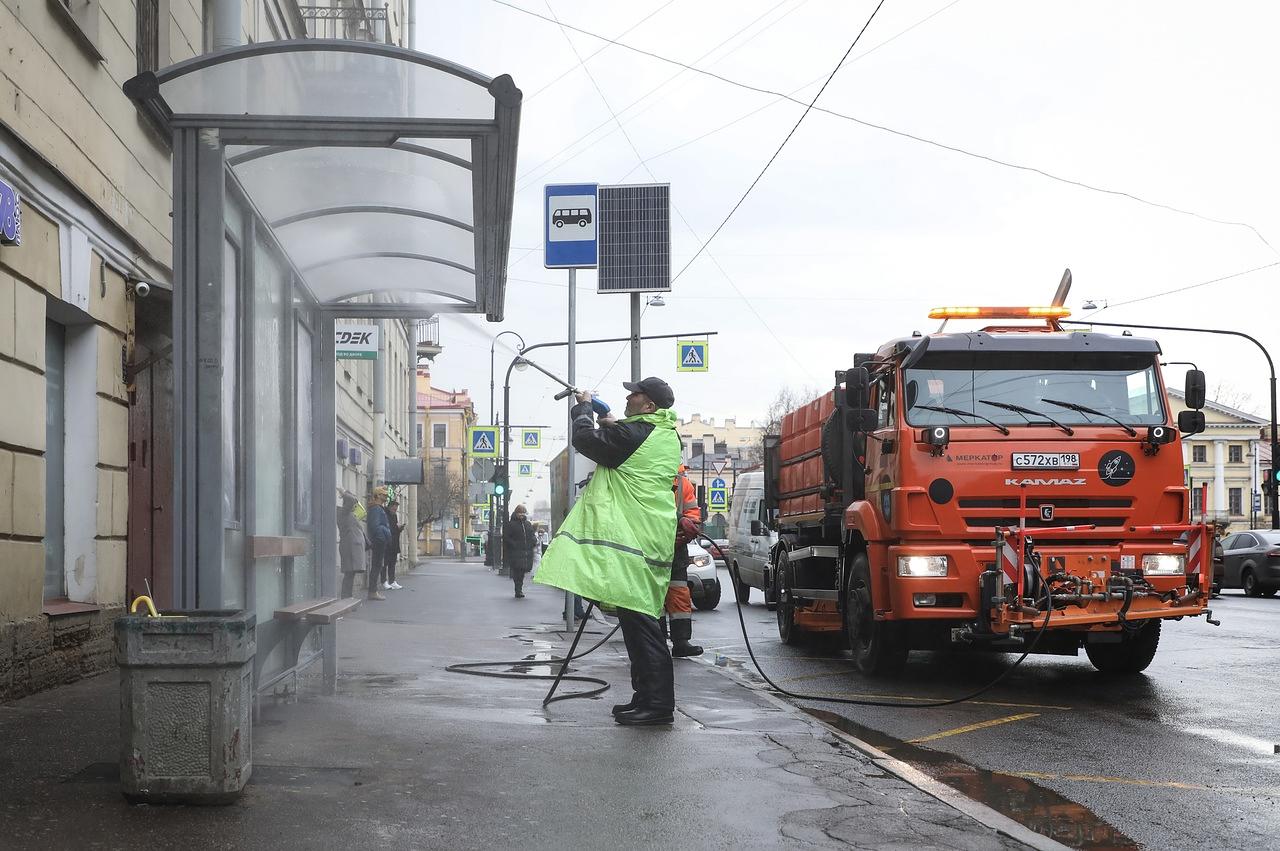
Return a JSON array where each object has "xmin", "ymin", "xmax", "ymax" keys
[
  {"xmin": 612, "ymin": 695, "xmax": 639, "ymax": 716},
  {"xmin": 669, "ymin": 617, "xmax": 703, "ymax": 657}
]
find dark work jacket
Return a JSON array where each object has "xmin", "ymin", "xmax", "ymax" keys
[
  {"xmin": 504, "ymin": 516, "xmax": 537, "ymax": 574},
  {"xmin": 339, "ymin": 507, "xmax": 366, "ymax": 575},
  {"xmin": 570, "ymin": 401, "xmax": 655, "ymax": 468}
]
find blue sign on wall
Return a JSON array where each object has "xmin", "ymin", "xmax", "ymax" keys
[
  {"xmin": 0, "ymin": 178, "xmax": 22, "ymax": 246},
  {"xmin": 545, "ymin": 183, "xmax": 598, "ymax": 269}
]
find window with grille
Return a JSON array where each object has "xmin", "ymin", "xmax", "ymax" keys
[
  {"xmin": 137, "ymin": 0, "xmax": 159, "ymax": 73},
  {"xmin": 433, "ymin": 423, "xmax": 447, "ymax": 448},
  {"xmin": 1229, "ymin": 488, "xmax": 1243, "ymax": 515},
  {"xmin": 1229, "ymin": 444, "xmax": 1243, "ymax": 464}
]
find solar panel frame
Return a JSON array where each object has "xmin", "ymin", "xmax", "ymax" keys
[{"xmin": 597, "ymin": 183, "xmax": 671, "ymax": 294}]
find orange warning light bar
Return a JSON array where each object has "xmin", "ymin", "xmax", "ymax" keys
[{"xmin": 927, "ymin": 306, "xmax": 1072, "ymax": 320}]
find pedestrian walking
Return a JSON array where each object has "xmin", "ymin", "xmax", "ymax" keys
[
  {"xmin": 384, "ymin": 499, "xmax": 404, "ymax": 590},
  {"xmin": 504, "ymin": 504, "xmax": 537, "ymax": 598},
  {"xmin": 366, "ymin": 486, "xmax": 391, "ymax": 601},
  {"xmin": 338, "ymin": 491, "xmax": 366, "ymax": 598},
  {"xmin": 535, "ymin": 377, "xmax": 682, "ymax": 726}
]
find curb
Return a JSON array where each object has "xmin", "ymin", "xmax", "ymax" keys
[{"xmin": 693, "ymin": 656, "xmax": 1071, "ymax": 851}]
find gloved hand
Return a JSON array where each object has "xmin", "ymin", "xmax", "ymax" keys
[{"xmin": 675, "ymin": 516, "xmax": 701, "ymax": 548}]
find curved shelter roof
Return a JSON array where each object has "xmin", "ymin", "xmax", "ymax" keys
[{"xmin": 125, "ymin": 41, "xmax": 521, "ymax": 320}]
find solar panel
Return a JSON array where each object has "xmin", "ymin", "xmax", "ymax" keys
[{"xmin": 597, "ymin": 183, "xmax": 670, "ymax": 293}]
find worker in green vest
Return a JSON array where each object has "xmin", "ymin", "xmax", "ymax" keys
[{"xmin": 535, "ymin": 377, "xmax": 682, "ymax": 726}]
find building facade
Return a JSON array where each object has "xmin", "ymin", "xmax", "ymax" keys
[
  {"xmin": 677, "ymin": 413, "xmax": 762, "ymax": 461},
  {"xmin": 1170, "ymin": 389, "xmax": 1267, "ymax": 532},
  {"xmin": 417, "ymin": 374, "xmax": 476, "ymax": 557}
]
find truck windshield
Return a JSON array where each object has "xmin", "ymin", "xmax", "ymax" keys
[{"xmin": 903, "ymin": 351, "xmax": 1165, "ymax": 429}]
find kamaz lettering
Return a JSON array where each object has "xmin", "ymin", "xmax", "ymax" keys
[{"xmin": 1004, "ymin": 477, "xmax": 1086, "ymax": 487}]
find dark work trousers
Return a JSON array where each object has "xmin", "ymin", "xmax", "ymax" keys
[
  {"xmin": 385, "ymin": 547, "xmax": 398, "ymax": 584},
  {"xmin": 616, "ymin": 607, "xmax": 675, "ymax": 712},
  {"xmin": 369, "ymin": 543, "xmax": 387, "ymax": 591},
  {"xmin": 511, "ymin": 567, "xmax": 528, "ymax": 595}
]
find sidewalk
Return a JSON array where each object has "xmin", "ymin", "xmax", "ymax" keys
[{"xmin": 0, "ymin": 559, "xmax": 1037, "ymax": 850}]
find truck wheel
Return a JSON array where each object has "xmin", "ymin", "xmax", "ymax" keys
[
  {"xmin": 764, "ymin": 572, "xmax": 778, "ymax": 612},
  {"xmin": 1085, "ymin": 619, "xmax": 1161, "ymax": 674},
  {"xmin": 696, "ymin": 581, "xmax": 721, "ymax": 611},
  {"xmin": 776, "ymin": 552, "xmax": 803, "ymax": 646},
  {"xmin": 843, "ymin": 553, "xmax": 908, "ymax": 676},
  {"xmin": 1242, "ymin": 569, "xmax": 1261, "ymax": 597}
]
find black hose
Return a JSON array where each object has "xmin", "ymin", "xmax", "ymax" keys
[
  {"xmin": 445, "ymin": 609, "xmax": 622, "ymax": 704},
  {"xmin": 729, "ymin": 561, "xmax": 1052, "ymax": 709}
]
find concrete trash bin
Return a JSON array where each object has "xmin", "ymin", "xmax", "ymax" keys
[{"xmin": 115, "ymin": 610, "xmax": 256, "ymax": 804}]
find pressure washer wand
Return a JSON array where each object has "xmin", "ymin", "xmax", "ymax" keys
[{"xmin": 522, "ymin": 356, "xmax": 611, "ymax": 416}]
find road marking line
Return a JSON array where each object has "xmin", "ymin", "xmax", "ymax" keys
[
  {"xmin": 797, "ymin": 687, "xmax": 1071, "ymax": 711},
  {"xmin": 1009, "ymin": 771, "xmax": 1280, "ymax": 798},
  {"xmin": 908, "ymin": 712, "xmax": 1040, "ymax": 744}
]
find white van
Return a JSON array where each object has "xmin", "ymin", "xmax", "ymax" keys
[{"xmin": 725, "ymin": 472, "xmax": 777, "ymax": 608}]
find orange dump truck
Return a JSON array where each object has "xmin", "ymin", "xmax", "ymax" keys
[{"xmin": 761, "ymin": 305, "xmax": 1217, "ymax": 675}]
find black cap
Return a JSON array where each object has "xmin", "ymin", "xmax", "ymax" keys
[{"xmin": 623, "ymin": 377, "xmax": 675, "ymax": 409}]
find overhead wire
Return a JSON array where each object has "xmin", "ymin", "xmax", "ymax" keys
[{"xmin": 492, "ymin": 0, "xmax": 1278, "ymax": 257}]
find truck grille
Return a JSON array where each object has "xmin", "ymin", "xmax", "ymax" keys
[{"xmin": 959, "ymin": 497, "xmax": 1132, "ymax": 530}]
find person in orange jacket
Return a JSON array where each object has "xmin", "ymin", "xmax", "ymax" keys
[{"xmin": 668, "ymin": 467, "xmax": 704, "ymax": 657}]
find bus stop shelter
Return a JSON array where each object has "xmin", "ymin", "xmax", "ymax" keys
[{"xmin": 124, "ymin": 41, "xmax": 520, "ymax": 689}]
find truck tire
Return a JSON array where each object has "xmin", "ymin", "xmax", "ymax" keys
[
  {"xmin": 776, "ymin": 551, "xmax": 803, "ymax": 646},
  {"xmin": 843, "ymin": 552, "xmax": 908, "ymax": 676},
  {"xmin": 764, "ymin": 570, "xmax": 778, "ymax": 612},
  {"xmin": 695, "ymin": 580, "xmax": 721, "ymax": 611},
  {"xmin": 1085, "ymin": 619, "xmax": 1161, "ymax": 674}
]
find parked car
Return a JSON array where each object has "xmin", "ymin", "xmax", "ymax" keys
[
  {"xmin": 687, "ymin": 541, "xmax": 722, "ymax": 611},
  {"xmin": 1212, "ymin": 537, "xmax": 1224, "ymax": 597},
  {"xmin": 723, "ymin": 472, "xmax": 777, "ymax": 609},
  {"xmin": 1219, "ymin": 530, "xmax": 1280, "ymax": 597}
]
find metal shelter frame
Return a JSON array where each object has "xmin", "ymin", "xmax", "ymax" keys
[{"xmin": 124, "ymin": 41, "xmax": 520, "ymax": 689}]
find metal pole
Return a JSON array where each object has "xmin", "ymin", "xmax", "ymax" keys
[
  {"xmin": 565, "ymin": 268, "xmax": 577, "ymax": 631},
  {"xmin": 630, "ymin": 292, "xmax": 642, "ymax": 381},
  {"xmin": 1063, "ymin": 318, "xmax": 1279, "ymax": 530}
]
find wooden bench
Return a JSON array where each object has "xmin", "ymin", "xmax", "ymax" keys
[{"xmin": 257, "ymin": 597, "xmax": 364, "ymax": 705}]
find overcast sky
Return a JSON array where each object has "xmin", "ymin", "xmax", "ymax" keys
[{"xmin": 416, "ymin": 1, "xmax": 1280, "ymax": 504}]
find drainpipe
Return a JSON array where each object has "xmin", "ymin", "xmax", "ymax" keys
[
  {"xmin": 407, "ymin": 0, "xmax": 416, "ymax": 49},
  {"xmin": 212, "ymin": 0, "xmax": 241, "ymax": 51},
  {"xmin": 373, "ymin": 320, "xmax": 387, "ymax": 488}
]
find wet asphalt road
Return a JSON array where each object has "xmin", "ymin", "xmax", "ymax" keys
[{"xmin": 692, "ymin": 567, "xmax": 1280, "ymax": 851}]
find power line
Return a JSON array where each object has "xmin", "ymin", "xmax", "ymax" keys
[
  {"xmin": 492, "ymin": 0, "xmax": 1277, "ymax": 256},
  {"xmin": 1104, "ymin": 261, "xmax": 1280, "ymax": 310},
  {"xmin": 671, "ymin": 0, "xmax": 889, "ymax": 283}
]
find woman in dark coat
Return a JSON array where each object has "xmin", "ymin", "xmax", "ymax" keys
[
  {"xmin": 504, "ymin": 504, "xmax": 538, "ymax": 598},
  {"xmin": 338, "ymin": 492, "xmax": 367, "ymax": 598}
]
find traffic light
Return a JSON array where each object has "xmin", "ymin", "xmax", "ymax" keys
[
  {"xmin": 491, "ymin": 466, "xmax": 509, "ymax": 497},
  {"xmin": 452, "ymin": 516, "xmax": 460, "ymax": 529}
]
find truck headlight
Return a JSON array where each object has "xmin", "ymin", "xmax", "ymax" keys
[
  {"xmin": 898, "ymin": 555, "xmax": 948, "ymax": 577},
  {"xmin": 1141, "ymin": 554, "xmax": 1185, "ymax": 576}
]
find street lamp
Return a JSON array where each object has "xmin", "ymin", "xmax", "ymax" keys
[{"xmin": 490, "ymin": 331, "xmax": 526, "ymax": 426}]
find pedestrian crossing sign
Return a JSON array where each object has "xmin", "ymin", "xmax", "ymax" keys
[
  {"xmin": 518, "ymin": 463, "xmax": 533, "ymax": 477},
  {"xmin": 677, "ymin": 340, "xmax": 708, "ymax": 372},
  {"xmin": 467, "ymin": 426, "xmax": 499, "ymax": 458},
  {"xmin": 709, "ymin": 486, "xmax": 728, "ymax": 510},
  {"xmin": 522, "ymin": 428, "xmax": 542, "ymax": 449}
]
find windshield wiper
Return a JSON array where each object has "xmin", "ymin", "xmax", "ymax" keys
[
  {"xmin": 1040, "ymin": 397, "xmax": 1138, "ymax": 436},
  {"xmin": 914, "ymin": 404, "xmax": 1011, "ymax": 435},
  {"xmin": 978, "ymin": 399, "xmax": 1074, "ymax": 436}
]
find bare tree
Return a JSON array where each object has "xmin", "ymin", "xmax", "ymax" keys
[
  {"xmin": 1210, "ymin": 381, "xmax": 1258, "ymax": 415},
  {"xmin": 747, "ymin": 385, "xmax": 815, "ymax": 468},
  {"xmin": 417, "ymin": 464, "xmax": 467, "ymax": 536}
]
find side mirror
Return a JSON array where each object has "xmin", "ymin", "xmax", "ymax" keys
[
  {"xmin": 845, "ymin": 408, "xmax": 878, "ymax": 433},
  {"xmin": 901, "ymin": 336, "xmax": 931, "ymax": 371},
  {"xmin": 846, "ymin": 366, "xmax": 871, "ymax": 409},
  {"xmin": 750, "ymin": 519, "xmax": 765, "ymax": 536},
  {"xmin": 1184, "ymin": 369, "xmax": 1206, "ymax": 410},
  {"xmin": 1178, "ymin": 410, "xmax": 1206, "ymax": 435}
]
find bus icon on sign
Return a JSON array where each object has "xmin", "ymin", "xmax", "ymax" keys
[{"xmin": 552, "ymin": 208, "xmax": 592, "ymax": 228}]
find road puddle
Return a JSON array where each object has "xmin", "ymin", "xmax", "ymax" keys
[{"xmin": 807, "ymin": 708, "xmax": 1139, "ymax": 850}]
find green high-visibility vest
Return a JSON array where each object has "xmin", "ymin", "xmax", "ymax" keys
[{"xmin": 534, "ymin": 409, "xmax": 681, "ymax": 618}]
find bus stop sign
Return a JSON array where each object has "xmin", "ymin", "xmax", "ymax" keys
[{"xmin": 545, "ymin": 183, "xmax": 598, "ymax": 269}]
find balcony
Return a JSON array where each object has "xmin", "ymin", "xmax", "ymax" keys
[
  {"xmin": 416, "ymin": 317, "xmax": 442, "ymax": 362},
  {"xmin": 299, "ymin": 4, "xmax": 390, "ymax": 44}
]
